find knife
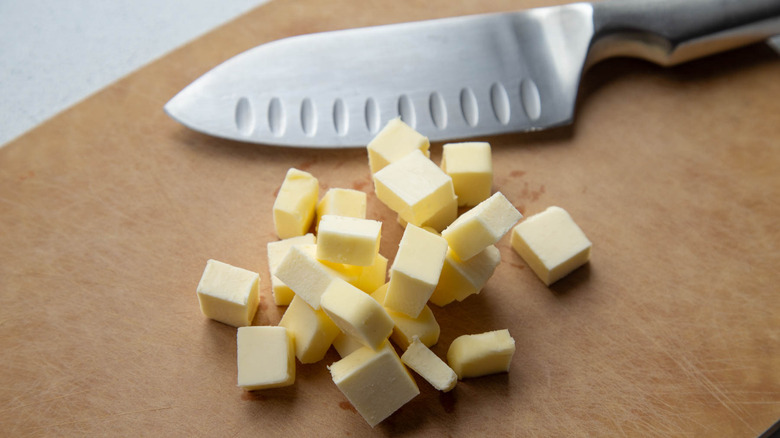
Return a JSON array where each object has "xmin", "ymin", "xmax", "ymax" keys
[{"xmin": 164, "ymin": 0, "xmax": 780, "ymax": 148}]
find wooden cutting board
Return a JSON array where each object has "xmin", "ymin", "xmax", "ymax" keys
[{"xmin": 1, "ymin": 0, "xmax": 778, "ymax": 436}]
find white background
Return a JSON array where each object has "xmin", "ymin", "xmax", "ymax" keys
[{"xmin": 0, "ymin": 0, "xmax": 271, "ymax": 147}]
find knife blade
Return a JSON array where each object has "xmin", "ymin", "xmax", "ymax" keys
[{"xmin": 164, "ymin": 0, "xmax": 780, "ymax": 148}]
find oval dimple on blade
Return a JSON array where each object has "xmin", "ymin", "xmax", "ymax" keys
[
  {"xmin": 490, "ymin": 82, "xmax": 511, "ymax": 125},
  {"xmin": 268, "ymin": 97, "xmax": 286, "ymax": 136},
  {"xmin": 460, "ymin": 87, "xmax": 479, "ymax": 127},
  {"xmin": 300, "ymin": 98, "xmax": 317, "ymax": 137},
  {"xmin": 429, "ymin": 92, "xmax": 447, "ymax": 130},
  {"xmin": 397, "ymin": 94, "xmax": 416, "ymax": 128},
  {"xmin": 235, "ymin": 97, "xmax": 255, "ymax": 136},
  {"xmin": 520, "ymin": 79, "xmax": 542, "ymax": 121},
  {"xmin": 364, "ymin": 98, "xmax": 380, "ymax": 134},
  {"xmin": 332, "ymin": 98, "xmax": 348, "ymax": 136}
]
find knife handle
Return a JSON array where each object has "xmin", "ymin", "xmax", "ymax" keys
[{"xmin": 590, "ymin": 0, "xmax": 780, "ymax": 66}]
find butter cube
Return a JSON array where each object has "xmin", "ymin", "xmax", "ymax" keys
[
  {"xmin": 367, "ymin": 117, "xmax": 430, "ymax": 174},
  {"xmin": 333, "ymin": 332, "xmax": 365, "ymax": 358},
  {"xmin": 511, "ymin": 206, "xmax": 592, "ymax": 285},
  {"xmin": 237, "ymin": 326, "xmax": 295, "ymax": 390},
  {"xmin": 351, "ymin": 253, "xmax": 388, "ymax": 293},
  {"xmin": 329, "ymin": 341, "xmax": 420, "ymax": 427},
  {"xmin": 316, "ymin": 188, "xmax": 367, "ymax": 230},
  {"xmin": 441, "ymin": 142, "xmax": 493, "ymax": 207},
  {"xmin": 429, "ymin": 245, "xmax": 501, "ymax": 307},
  {"xmin": 401, "ymin": 338, "xmax": 457, "ymax": 392},
  {"xmin": 397, "ymin": 194, "xmax": 458, "ymax": 233},
  {"xmin": 279, "ymin": 295, "xmax": 341, "ymax": 364},
  {"xmin": 316, "ymin": 215, "xmax": 382, "ymax": 267},
  {"xmin": 320, "ymin": 279, "xmax": 394, "ymax": 350},
  {"xmin": 372, "ymin": 284, "xmax": 440, "ymax": 350},
  {"xmin": 442, "ymin": 191, "xmax": 522, "ymax": 261},
  {"xmin": 447, "ymin": 329, "xmax": 515, "ymax": 379},
  {"xmin": 273, "ymin": 244, "xmax": 340, "ymax": 309},
  {"xmin": 373, "ymin": 149, "xmax": 456, "ymax": 227},
  {"xmin": 267, "ymin": 234, "xmax": 316, "ymax": 306},
  {"xmin": 196, "ymin": 259, "xmax": 259, "ymax": 327},
  {"xmin": 273, "ymin": 168, "xmax": 319, "ymax": 239},
  {"xmin": 384, "ymin": 224, "xmax": 448, "ymax": 318}
]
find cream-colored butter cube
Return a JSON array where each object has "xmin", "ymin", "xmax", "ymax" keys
[
  {"xmin": 316, "ymin": 188, "xmax": 367, "ymax": 230},
  {"xmin": 371, "ymin": 284, "xmax": 440, "ymax": 350},
  {"xmin": 429, "ymin": 245, "xmax": 501, "ymax": 306},
  {"xmin": 373, "ymin": 149, "xmax": 455, "ymax": 227},
  {"xmin": 333, "ymin": 332, "xmax": 365, "ymax": 358},
  {"xmin": 401, "ymin": 337, "xmax": 457, "ymax": 392},
  {"xmin": 447, "ymin": 329, "xmax": 515, "ymax": 379},
  {"xmin": 273, "ymin": 168, "xmax": 319, "ymax": 239},
  {"xmin": 384, "ymin": 224, "xmax": 448, "ymax": 318},
  {"xmin": 511, "ymin": 206, "xmax": 592, "ymax": 285},
  {"xmin": 279, "ymin": 295, "xmax": 341, "ymax": 364},
  {"xmin": 237, "ymin": 326, "xmax": 295, "ymax": 390},
  {"xmin": 441, "ymin": 142, "xmax": 493, "ymax": 207},
  {"xmin": 196, "ymin": 259, "xmax": 259, "ymax": 327},
  {"xmin": 329, "ymin": 341, "xmax": 420, "ymax": 427},
  {"xmin": 267, "ymin": 234, "xmax": 316, "ymax": 306},
  {"xmin": 351, "ymin": 253, "xmax": 388, "ymax": 293},
  {"xmin": 316, "ymin": 215, "xmax": 381, "ymax": 267},
  {"xmin": 320, "ymin": 279, "xmax": 394, "ymax": 350},
  {"xmin": 442, "ymin": 191, "xmax": 522, "ymax": 261},
  {"xmin": 397, "ymin": 194, "xmax": 458, "ymax": 233},
  {"xmin": 273, "ymin": 244, "xmax": 340, "ymax": 309},
  {"xmin": 367, "ymin": 117, "xmax": 430, "ymax": 174}
]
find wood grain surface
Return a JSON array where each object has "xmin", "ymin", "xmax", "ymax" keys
[{"xmin": 1, "ymin": 0, "xmax": 778, "ymax": 436}]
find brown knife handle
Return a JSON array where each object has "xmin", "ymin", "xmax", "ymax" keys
[{"xmin": 589, "ymin": 0, "xmax": 780, "ymax": 66}]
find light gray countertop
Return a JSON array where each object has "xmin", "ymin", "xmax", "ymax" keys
[{"xmin": 0, "ymin": 0, "xmax": 271, "ymax": 147}]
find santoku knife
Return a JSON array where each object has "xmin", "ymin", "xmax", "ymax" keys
[{"xmin": 164, "ymin": 0, "xmax": 780, "ymax": 148}]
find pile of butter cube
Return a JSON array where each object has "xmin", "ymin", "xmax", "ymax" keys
[{"xmin": 195, "ymin": 118, "xmax": 592, "ymax": 427}]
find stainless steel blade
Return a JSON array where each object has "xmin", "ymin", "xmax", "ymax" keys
[{"xmin": 165, "ymin": 0, "xmax": 780, "ymax": 148}]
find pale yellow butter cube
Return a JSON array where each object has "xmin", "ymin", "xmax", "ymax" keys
[
  {"xmin": 329, "ymin": 341, "xmax": 420, "ymax": 427},
  {"xmin": 316, "ymin": 215, "xmax": 381, "ymax": 267},
  {"xmin": 279, "ymin": 295, "xmax": 341, "ymax": 364},
  {"xmin": 430, "ymin": 245, "xmax": 501, "ymax": 306},
  {"xmin": 401, "ymin": 337, "xmax": 457, "ymax": 392},
  {"xmin": 367, "ymin": 117, "xmax": 430, "ymax": 174},
  {"xmin": 373, "ymin": 149, "xmax": 455, "ymax": 227},
  {"xmin": 332, "ymin": 332, "xmax": 366, "ymax": 358},
  {"xmin": 273, "ymin": 244, "xmax": 341, "ymax": 309},
  {"xmin": 384, "ymin": 224, "xmax": 448, "ymax": 318},
  {"xmin": 316, "ymin": 188, "xmax": 367, "ymax": 230},
  {"xmin": 273, "ymin": 168, "xmax": 319, "ymax": 239},
  {"xmin": 397, "ymin": 194, "xmax": 458, "ymax": 233},
  {"xmin": 447, "ymin": 329, "xmax": 515, "ymax": 379},
  {"xmin": 267, "ymin": 234, "xmax": 316, "ymax": 305},
  {"xmin": 511, "ymin": 206, "xmax": 592, "ymax": 285},
  {"xmin": 237, "ymin": 326, "xmax": 295, "ymax": 390},
  {"xmin": 372, "ymin": 284, "xmax": 440, "ymax": 350},
  {"xmin": 442, "ymin": 191, "xmax": 522, "ymax": 261},
  {"xmin": 320, "ymin": 279, "xmax": 394, "ymax": 350},
  {"xmin": 196, "ymin": 259, "xmax": 259, "ymax": 327},
  {"xmin": 351, "ymin": 253, "xmax": 388, "ymax": 293},
  {"xmin": 441, "ymin": 142, "xmax": 493, "ymax": 207}
]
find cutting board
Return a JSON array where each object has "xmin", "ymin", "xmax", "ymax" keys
[{"xmin": 1, "ymin": 0, "xmax": 778, "ymax": 436}]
